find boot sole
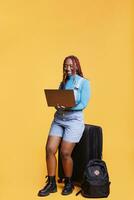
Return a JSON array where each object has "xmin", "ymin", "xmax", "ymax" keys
[
  {"xmin": 50, "ymin": 188, "xmax": 57, "ymax": 193},
  {"xmin": 38, "ymin": 188, "xmax": 57, "ymax": 197},
  {"xmin": 61, "ymin": 189, "xmax": 74, "ymax": 195}
]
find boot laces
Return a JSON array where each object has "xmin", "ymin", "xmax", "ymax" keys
[{"xmin": 64, "ymin": 179, "xmax": 73, "ymax": 189}]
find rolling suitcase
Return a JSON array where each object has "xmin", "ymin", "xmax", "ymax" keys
[{"xmin": 58, "ymin": 124, "xmax": 103, "ymax": 185}]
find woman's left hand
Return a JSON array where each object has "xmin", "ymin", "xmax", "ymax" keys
[
  {"xmin": 59, "ymin": 105, "xmax": 66, "ymax": 109},
  {"xmin": 55, "ymin": 104, "xmax": 66, "ymax": 110}
]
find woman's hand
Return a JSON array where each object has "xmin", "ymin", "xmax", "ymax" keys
[{"xmin": 55, "ymin": 104, "xmax": 66, "ymax": 111}]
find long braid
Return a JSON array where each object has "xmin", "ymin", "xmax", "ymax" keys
[{"xmin": 70, "ymin": 56, "xmax": 83, "ymax": 77}]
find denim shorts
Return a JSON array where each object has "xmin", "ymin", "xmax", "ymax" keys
[{"xmin": 48, "ymin": 110, "xmax": 85, "ymax": 143}]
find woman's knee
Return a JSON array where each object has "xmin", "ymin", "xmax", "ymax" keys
[
  {"xmin": 45, "ymin": 136, "xmax": 61, "ymax": 158},
  {"xmin": 60, "ymin": 149, "xmax": 71, "ymax": 160},
  {"xmin": 46, "ymin": 145, "xmax": 56, "ymax": 157}
]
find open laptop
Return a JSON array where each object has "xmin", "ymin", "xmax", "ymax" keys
[{"xmin": 44, "ymin": 89, "xmax": 75, "ymax": 107}]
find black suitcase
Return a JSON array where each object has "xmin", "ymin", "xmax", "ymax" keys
[{"xmin": 58, "ymin": 124, "xmax": 103, "ymax": 185}]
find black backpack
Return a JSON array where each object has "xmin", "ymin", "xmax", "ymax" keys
[{"xmin": 76, "ymin": 159, "xmax": 111, "ymax": 198}]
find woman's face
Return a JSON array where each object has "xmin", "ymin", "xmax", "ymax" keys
[{"xmin": 64, "ymin": 58, "xmax": 77, "ymax": 76}]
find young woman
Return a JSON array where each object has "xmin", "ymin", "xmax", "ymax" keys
[{"xmin": 38, "ymin": 55, "xmax": 91, "ymax": 196}]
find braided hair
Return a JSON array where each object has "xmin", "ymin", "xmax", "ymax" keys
[{"xmin": 60, "ymin": 55, "xmax": 84, "ymax": 88}]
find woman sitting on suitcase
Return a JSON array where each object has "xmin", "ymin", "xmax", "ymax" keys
[{"xmin": 38, "ymin": 55, "xmax": 91, "ymax": 196}]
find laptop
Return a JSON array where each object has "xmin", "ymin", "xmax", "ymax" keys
[{"xmin": 44, "ymin": 89, "xmax": 75, "ymax": 107}]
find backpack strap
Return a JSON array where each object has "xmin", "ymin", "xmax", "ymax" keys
[{"xmin": 76, "ymin": 190, "xmax": 82, "ymax": 196}]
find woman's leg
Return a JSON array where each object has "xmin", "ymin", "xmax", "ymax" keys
[
  {"xmin": 38, "ymin": 135, "xmax": 61, "ymax": 197},
  {"xmin": 60, "ymin": 140, "xmax": 76, "ymax": 195},
  {"xmin": 60, "ymin": 140, "xmax": 76, "ymax": 177},
  {"xmin": 46, "ymin": 135, "xmax": 61, "ymax": 175}
]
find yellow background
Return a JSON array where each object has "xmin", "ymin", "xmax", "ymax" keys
[{"xmin": 0, "ymin": 0, "xmax": 133, "ymax": 200}]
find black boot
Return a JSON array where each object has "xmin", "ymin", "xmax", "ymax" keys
[
  {"xmin": 38, "ymin": 176, "xmax": 57, "ymax": 196},
  {"xmin": 61, "ymin": 177, "xmax": 74, "ymax": 195}
]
